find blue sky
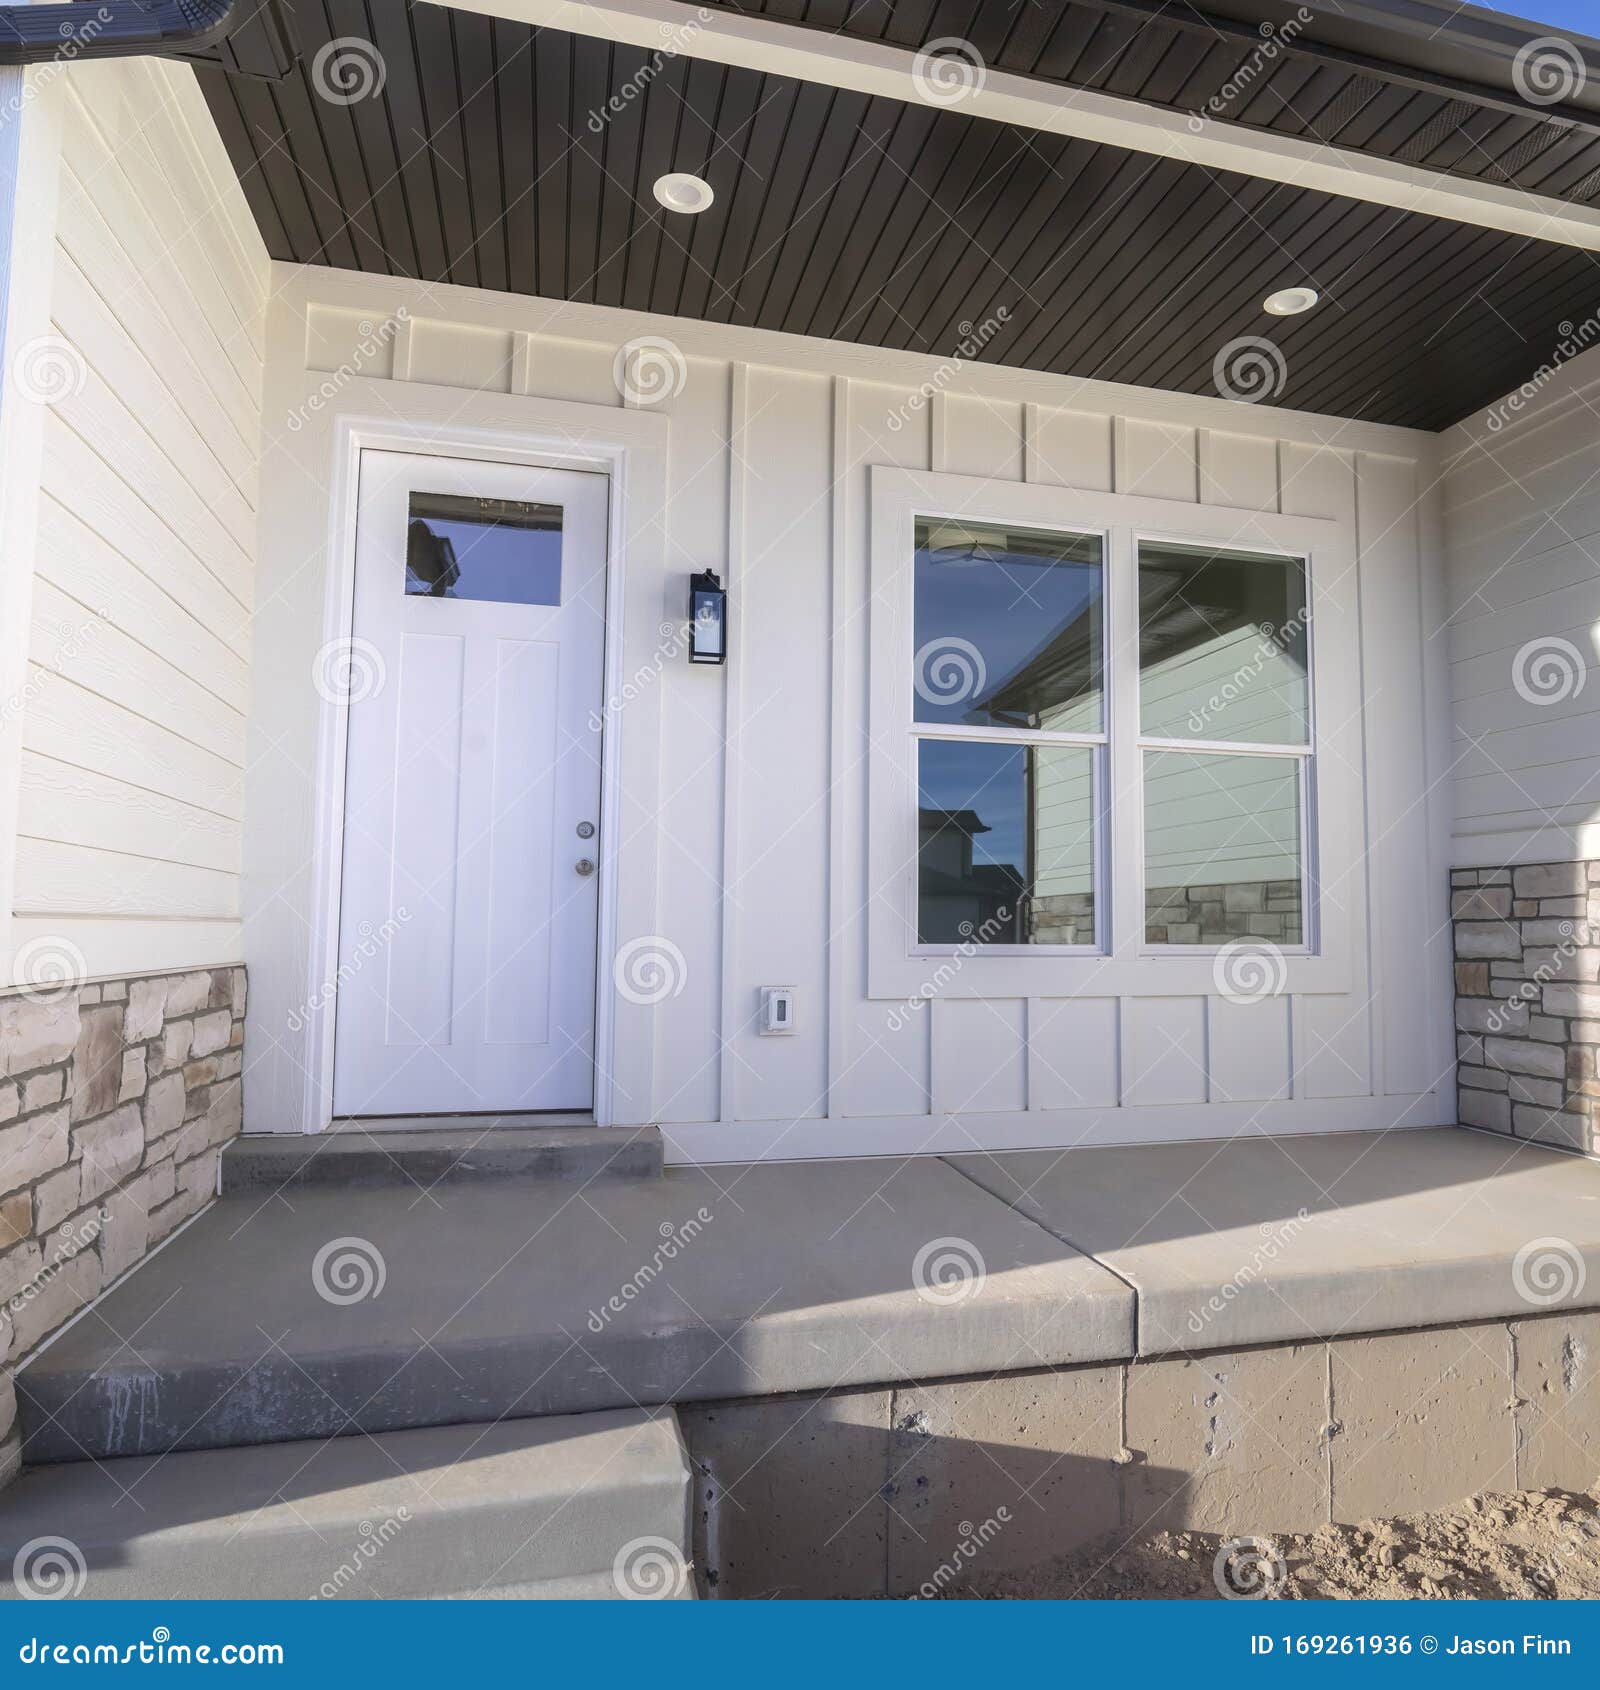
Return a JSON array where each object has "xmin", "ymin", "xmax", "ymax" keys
[{"xmin": 1502, "ymin": 1, "xmax": 1600, "ymax": 38}]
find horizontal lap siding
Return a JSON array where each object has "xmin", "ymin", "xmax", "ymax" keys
[
  {"xmin": 279, "ymin": 288, "xmax": 1445, "ymax": 1144},
  {"xmin": 1442, "ymin": 368, "xmax": 1600, "ymax": 867},
  {"xmin": 14, "ymin": 64, "xmax": 266, "ymax": 974}
]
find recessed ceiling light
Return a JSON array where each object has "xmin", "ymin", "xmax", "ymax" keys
[
  {"xmin": 653, "ymin": 172, "xmax": 715, "ymax": 214},
  {"xmin": 1263, "ymin": 285, "xmax": 1320, "ymax": 317}
]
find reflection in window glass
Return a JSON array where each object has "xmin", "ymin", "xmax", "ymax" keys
[
  {"xmin": 1143, "ymin": 750, "xmax": 1301, "ymax": 945},
  {"xmin": 1138, "ymin": 541, "xmax": 1308, "ymax": 745},
  {"xmin": 914, "ymin": 520, "xmax": 1103, "ymax": 731},
  {"xmin": 917, "ymin": 739, "xmax": 1096, "ymax": 945},
  {"xmin": 406, "ymin": 494, "xmax": 563, "ymax": 605}
]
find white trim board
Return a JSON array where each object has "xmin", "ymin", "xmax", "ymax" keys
[
  {"xmin": 660, "ymin": 1092, "xmax": 1451, "ymax": 1164},
  {"xmin": 443, "ymin": 0, "xmax": 1600, "ymax": 253}
]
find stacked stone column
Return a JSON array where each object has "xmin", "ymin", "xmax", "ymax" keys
[{"xmin": 1453, "ymin": 860, "xmax": 1599, "ymax": 1153}]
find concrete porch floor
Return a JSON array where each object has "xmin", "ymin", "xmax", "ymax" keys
[{"xmin": 18, "ymin": 1125, "xmax": 1600, "ymax": 1465}]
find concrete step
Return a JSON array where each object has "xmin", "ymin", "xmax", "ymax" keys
[
  {"xmin": 222, "ymin": 1123, "xmax": 662, "ymax": 1189},
  {"xmin": 17, "ymin": 1162, "xmax": 1131, "ymax": 1462},
  {"xmin": 0, "ymin": 1409, "xmax": 693, "ymax": 1601}
]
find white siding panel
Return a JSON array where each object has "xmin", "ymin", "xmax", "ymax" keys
[
  {"xmin": 1026, "ymin": 407, "xmax": 1114, "ymax": 492},
  {"xmin": 1029, "ymin": 997, "xmax": 1119, "ymax": 1110},
  {"xmin": 18, "ymin": 752, "xmax": 238, "ymax": 875},
  {"xmin": 1443, "ymin": 363, "xmax": 1600, "ymax": 865},
  {"xmin": 13, "ymin": 838, "xmax": 238, "ymax": 919},
  {"xmin": 10, "ymin": 60, "xmax": 266, "ymax": 981},
  {"xmin": 728, "ymin": 367, "xmax": 833, "ymax": 1122},
  {"xmin": 932, "ymin": 997, "xmax": 1026, "ymax": 1115},
  {"xmin": 1208, "ymin": 995, "xmax": 1291, "ymax": 1102},
  {"xmin": 1121, "ymin": 996, "xmax": 1206, "ymax": 1107}
]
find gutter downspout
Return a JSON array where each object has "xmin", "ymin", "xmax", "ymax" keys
[{"xmin": 0, "ymin": 0, "xmax": 237, "ymax": 64}]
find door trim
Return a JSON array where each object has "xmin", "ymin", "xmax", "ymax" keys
[{"xmin": 301, "ymin": 401, "xmax": 671, "ymax": 1134}]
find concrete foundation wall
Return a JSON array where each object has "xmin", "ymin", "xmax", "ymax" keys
[
  {"xmin": 0, "ymin": 966, "xmax": 246, "ymax": 1474},
  {"xmin": 682, "ymin": 1307, "xmax": 1596, "ymax": 1599}
]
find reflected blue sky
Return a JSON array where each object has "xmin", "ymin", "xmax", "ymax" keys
[{"xmin": 919, "ymin": 740, "xmax": 1025, "ymax": 869}]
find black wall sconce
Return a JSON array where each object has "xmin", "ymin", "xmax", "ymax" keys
[{"xmin": 689, "ymin": 571, "xmax": 727, "ymax": 665}]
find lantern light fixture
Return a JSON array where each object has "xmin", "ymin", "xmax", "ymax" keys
[{"xmin": 689, "ymin": 570, "xmax": 727, "ymax": 665}]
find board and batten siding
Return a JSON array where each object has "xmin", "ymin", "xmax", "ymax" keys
[
  {"xmin": 10, "ymin": 60, "xmax": 267, "ymax": 982},
  {"xmin": 1440, "ymin": 346, "xmax": 1600, "ymax": 869},
  {"xmin": 254, "ymin": 268, "xmax": 1453, "ymax": 1157}
]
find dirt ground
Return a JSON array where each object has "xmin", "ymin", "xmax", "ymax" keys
[{"xmin": 948, "ymin": 1483, "xmax": 1600, "ymax": 1600}]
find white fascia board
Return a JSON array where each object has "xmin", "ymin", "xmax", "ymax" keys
[{"xmin": 443, "ymin": 0, "xmax": 1600, "ymax": 252}]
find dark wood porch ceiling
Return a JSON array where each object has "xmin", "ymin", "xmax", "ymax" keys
[{"xmin": 195, "ymin": 0, "xmax": 1600, "ymax": 431}]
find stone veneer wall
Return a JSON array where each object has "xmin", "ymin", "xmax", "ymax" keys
[
  {"xmin": 1452, "ymin": 860, "xmax": 1599, "ymax": 1154},
  {"xmin": 0, "ymin": 966, "xmax": 246, "ymax": 1471}
]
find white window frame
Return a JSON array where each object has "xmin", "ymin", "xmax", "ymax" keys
[{"xmin": 867, "ymin": 466, "xmax": 1359, "ymax": 1001}]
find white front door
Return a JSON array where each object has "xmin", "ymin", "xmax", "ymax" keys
[{"xmin": 332, "ymin": 451, "xmax": 608, "ymax": 1116}]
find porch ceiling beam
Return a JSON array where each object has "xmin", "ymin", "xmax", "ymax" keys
[{"xmin": 442, "ymin": 0, "xmax": 1600, "ymax": 253}]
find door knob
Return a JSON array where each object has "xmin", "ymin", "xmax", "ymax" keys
[{"xmin": 575, "ymin": 858, "xmax": 596, "ymax": 877}]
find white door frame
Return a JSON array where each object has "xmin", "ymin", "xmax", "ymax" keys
[{"xmin": 301, "ymin": 399, "xmax": 671, "ymax": 1133}]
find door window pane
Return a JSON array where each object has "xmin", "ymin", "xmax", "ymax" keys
[
  {"xmin": 1138, "ymin": 541, "xmax": 1308, "ymax": 745},
  {"xmin": 914, "ymin": 520, "xmax": 1103, "ymax": 731},
  {"xmin": 1143, "ymin": 750, "xmax": 1302, "ymax": 945},
  {"xmin": 917, "ymin": 739, "xmax": 1096, "ymax": 945},
  {"xmin": 406, "ymin": 493, "xmax": 562, "ymax": 605}
]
